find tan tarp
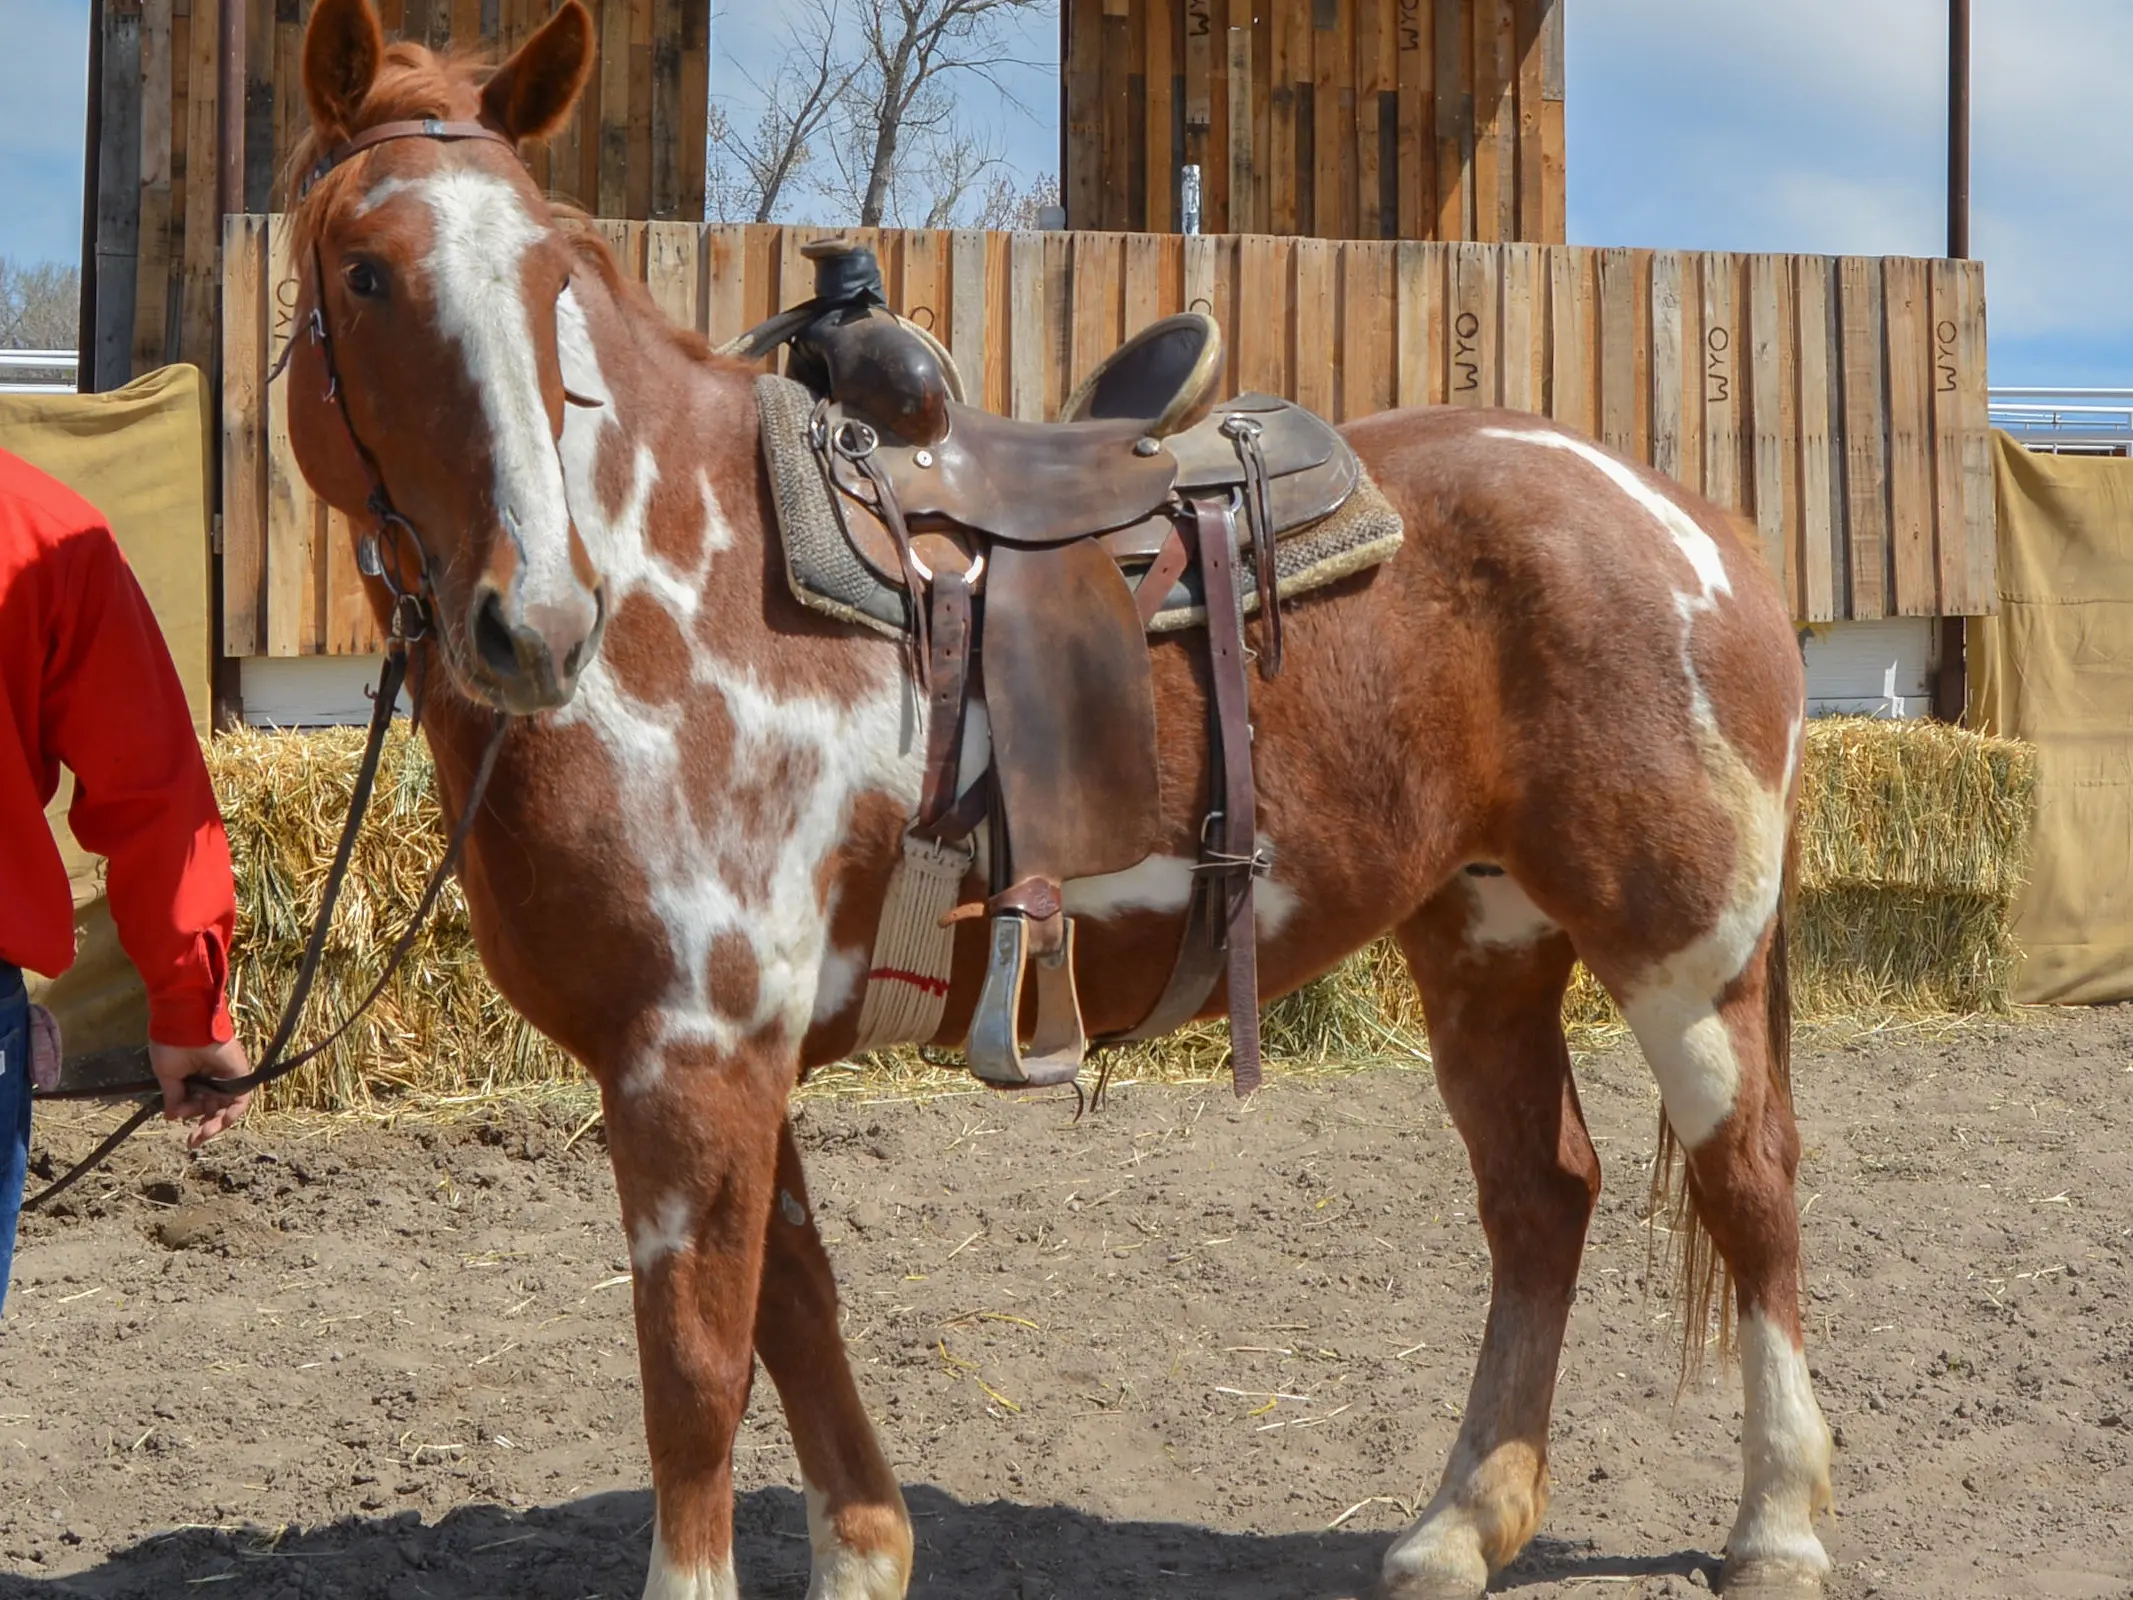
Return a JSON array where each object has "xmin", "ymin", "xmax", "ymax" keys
[
  {"xmin": 0, "ymin": 364, "xmax": 215, "ymax": 1052},
  {"xmin": 1969, "ymin": 431, "xmax": 2133, "ymax": 1004}
]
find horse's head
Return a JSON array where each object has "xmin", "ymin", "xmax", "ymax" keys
[{"xmin": 289, "ymin": 0, "xmax": 603, "ymax": 715}]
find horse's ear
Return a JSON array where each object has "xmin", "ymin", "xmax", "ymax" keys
[
  {"xmin": 303, "ymin": 0, "xmax": 386, "ymax": 142},
  {"xmin": 481, "ymin": 0, "xmax": 595, "ymax": 143}
]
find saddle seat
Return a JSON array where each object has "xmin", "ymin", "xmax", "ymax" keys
[{"xmin": 743, "ymin": 238, "xmax": 1404, "ymax": 1099}]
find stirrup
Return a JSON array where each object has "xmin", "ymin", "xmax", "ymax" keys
[{"xmin": 967, "ymin": 914, "xmax": 1087, "ymax": 1088}]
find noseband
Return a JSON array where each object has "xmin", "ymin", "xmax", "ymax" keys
[{"xmin": 23, "ymin": 120, "xmax": 527, "ymax": 1209}]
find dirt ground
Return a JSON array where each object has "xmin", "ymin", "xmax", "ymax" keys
[{"xmin": 5, "ymin": 1006, "xmax": 2133, "ymax": 1600}]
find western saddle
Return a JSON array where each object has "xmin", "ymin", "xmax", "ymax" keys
[{"xmin": 732, "ymin": 238, "xmax": 1391, "ymax": 1096}]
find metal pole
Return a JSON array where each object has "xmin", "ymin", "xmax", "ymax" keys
[
  {"xmin": 75, "ymin": 0, "xmax": 104, "ymax": 392},
  {"xmin": 1935, "ymin": 0, "xmax": 1972, "ymax": 723},
  {"xmin": 1948, "ymin": 0, "xmax": 1970, "ymax": 260}
]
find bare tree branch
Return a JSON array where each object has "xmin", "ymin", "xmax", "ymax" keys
[
  {"xmin": 706, "ymin": 0, "xmax": 857, "ymax": 223},
  {"xmin": 0, "ymin": 258, "xmax": 79, "ymax": 351}
]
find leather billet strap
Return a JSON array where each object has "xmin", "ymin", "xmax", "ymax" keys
[
  {"xmin": 913, "ymin": 570, "xmax": 972, "ymax": 831},
  {"xmin": 299, "ymin": 119, "xmax": 519, "ymax": 199},
  {"xmin": 1190, "ymin": 498, "xmax": 1265, "ymax": 1095},
  {"xmin": 1100, "ymin": 499, "xmax": 1265, "ymax": 1096}
]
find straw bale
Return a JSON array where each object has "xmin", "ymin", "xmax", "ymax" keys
[{"xmin": 202, "ymin": 715, "xmax": 2035, "ymax": 1109}]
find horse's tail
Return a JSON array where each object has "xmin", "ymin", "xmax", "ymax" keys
[{"xmin": 1648, "ymin": 829, "xmax": 1796, "ymax": 1382}]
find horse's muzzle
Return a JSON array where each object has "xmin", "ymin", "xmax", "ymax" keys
[{"xmin": 467, "ymin": 577, "xmax": 605, "ymax": 712}]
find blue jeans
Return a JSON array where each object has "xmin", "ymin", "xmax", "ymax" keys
[{"xmin": 0, "ymin": 964, "xmax": 30, "ymax": 1316}]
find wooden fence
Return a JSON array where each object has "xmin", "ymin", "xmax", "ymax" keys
[
  {"xmin": 89, "ymin": 0, "xmax": 705, "ymax": 387},
  {"xmin": 222, "ymin": 219, "xmax": 1993, "ymax": 656},
  {"xmin": 1064, "ymin": 0, "xmax": 1565, "ymax": 243}
]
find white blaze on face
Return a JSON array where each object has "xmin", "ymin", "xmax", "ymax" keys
[{"xmin": 410, "ymin": 167, "xmax": 577, "ymax": 608}]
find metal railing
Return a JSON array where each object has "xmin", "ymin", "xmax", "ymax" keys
[
  {"xmin": 1989, "ymin": 387, "xmax": 2133, "ymax": 455},
  {"xmin": 0, "ymin": 349, "xmax": 79, "ymax": 395}
]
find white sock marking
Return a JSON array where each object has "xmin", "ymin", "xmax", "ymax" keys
[
  {"xmin": 643, "ymin": 1525, "xmax": 739, "ymax": 1600},
  {"xmin": 1727, "ymin": 1310, "xmax": 1833, "ymax": 1576}
]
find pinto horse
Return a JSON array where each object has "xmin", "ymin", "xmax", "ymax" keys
[{"xmin": 282, "ymin": 2, "xmax": 1831, "ymax": 1594}]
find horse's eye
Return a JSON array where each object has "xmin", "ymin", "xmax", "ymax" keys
[{"xmin": 344, "ymin": 259, "xmax": 385, "ymax": 299}]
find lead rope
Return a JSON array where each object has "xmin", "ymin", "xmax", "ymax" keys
[
  {"xmin": 23, "ymin": 230, "xmax": 511, "ymax": 1212},
  {"xmin": 23, "ymin": 655, "xmax": 509, "ymax": 1212}
]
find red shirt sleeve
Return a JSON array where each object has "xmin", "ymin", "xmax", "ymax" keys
[{"xmin": 44, "ymin": 524, "xmax": 236, "ymax": 1047}]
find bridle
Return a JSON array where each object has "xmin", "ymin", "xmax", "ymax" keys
[{"xmin": 25, "ymin": 119, "xmax": 530, "ymax": 1209}]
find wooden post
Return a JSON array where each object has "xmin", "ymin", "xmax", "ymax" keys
[{"xmin": 215, "ymin": 0, "xmax": 247, "ymax": 729}]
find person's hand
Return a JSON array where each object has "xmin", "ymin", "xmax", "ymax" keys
[{"xmin": 147, "ymin": 1037, "xmax": 254, "ymax": 1149}]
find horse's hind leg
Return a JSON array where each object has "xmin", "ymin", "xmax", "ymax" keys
[
  {"xmin": 755, "ymin": 1118, "xmax": 913, "ymax": 1599},
  {"xmin": 1379, "ymin": 885, "xmax": 1597, "ymax": 1600},
  {"xmin": 1610, "ymin": 921, "xmax": 1831, "ymax": 1595}
]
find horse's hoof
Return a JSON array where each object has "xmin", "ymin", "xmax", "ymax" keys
[{"xmin": 1718, "ymin": 1555, "xmax": 1827, "ymax": 1597}]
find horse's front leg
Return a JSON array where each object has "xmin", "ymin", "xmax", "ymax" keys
[
  {"xmin": 756, "ymin": 1118, "xmax": 912, "ymax": 1598},
  {"xmin": 604, "ymin": 1043, "xmax": 789, "ymax": 1600}
]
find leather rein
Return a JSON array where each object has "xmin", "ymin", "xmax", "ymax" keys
[{"xmin": 25, "ymin": 120, "xmax": 522, "ymax": 1211}]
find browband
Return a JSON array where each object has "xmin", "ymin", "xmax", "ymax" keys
[{"xmin": 300, "ymin": 118, "xmax": 519, "ymax": 198}]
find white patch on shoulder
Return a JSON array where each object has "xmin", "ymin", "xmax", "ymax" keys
[
  {"xmin": 551, "ymin": 291, "xmax": 922, "ymax": 1085},
  {"xmin": 412, "ymin": 169, "xmax": 577, "ymax": 606},
  {"xmin": 1462, "ymin": 872, "xmax": 1559, "ymax": 950},
  {"xmin": 629, "ymin": 1193, "xmax": 696, "ymax": 1274},
  {"xmin": 1726, "ymin": 1311, "xmax": 1833, "ymax": 1580},
  {"xmin": 1479, "ymin": 424, "xmax": 1731, "ymax": 604},
  {"xmin": 643, "ymin": 1523, "xmax": 739, "ymax": 1600},
  {"xmin": 802, "ymin": 1480, "xmax": 908, "ymax": 1600},
  {"xmin": 811, "ymin": 944, "xmax": 865, "ymax": 1029}
]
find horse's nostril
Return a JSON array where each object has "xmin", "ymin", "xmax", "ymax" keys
[
  {"xmin": 473, "ymin": 590, "xmax": 520, "ymax": 679},
  {"xmin": 562, "ymin": 639, "xmax": 586, "ymax": 680}
]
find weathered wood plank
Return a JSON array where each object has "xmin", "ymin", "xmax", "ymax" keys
[
  {"xmin": 1837, "ymin": 255, "xmax": 1889, "ymax": 619},
  {"xmin": 1794, "ymin": 255, "xmax": 1839, "ymax": 622},
  {"xmin": 264, "ymin": 214, "xmax": 318, "ymax": 657},
  {"xmin": 1700, "ymin": 251, "xmax": 1741, "ymax": 515},
  {"xmin": 1340, "ymin": 239, "xmax": 1396, "ymax": 418},
  {"xmin": 1748, "ymin": 252, "xmax": 1790, "ymax": 600},
  {"xmin": 1448, "ymin": 239, "xmax": 1496, "ymax": 405},
  {"xmin": 1648, "ymin": 249, "xmax": 1686, "ymax": 483},
  {"xmin": 1928, "ymin": 256, "xmax": 1981, "ymax": 614},
  {"xmin": 1547, "ymin": 242, "xmax": 1592, "ymax": 431},
  {"xmin": 644, "ymin": 220, "xmax": 699, "ymax": 328},
  {"xmin": 1235, "ymin": 232, "xmax": 1288, "ymax": 396},
  {"xmin": 1882, "ymin": 255, "xmax": 1937, "ymax": 616},
  {"xmin": 1596, "ymin": 247, "xmax": 1637, "ymax": 453},
  {"xmin": 1394, "ymin": 238, "xmax": 1443, "ymax": 406},
  {"xmin": 949, "ymin": 228, "xmax": 990, "ymax": 393},
  {"xmin": 1292, "ymin": 236, "xmax": 1337, "ymax": 416},
  {"xmin": 1010, "ymin": 230, "xmax": 1046, "ymax": 420},
  {"xmin": 221, "ymin": 214, "xmax": 268, "ymax": 657},
  {"xmin": 1498, "ymin": 240, "xmax": 1542, "ymax": 413}
]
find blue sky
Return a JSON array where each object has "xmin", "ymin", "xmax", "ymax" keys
[{"xmin": 6, "ymin": 0, "xmax": 2127, "ymax": 386}]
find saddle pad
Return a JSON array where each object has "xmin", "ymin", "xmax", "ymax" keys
[{"xmin": 755, "ymin": 373, "xmax": 1407, "ymax": 643}]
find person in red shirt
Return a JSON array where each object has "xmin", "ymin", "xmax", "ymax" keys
[{"xmin": 2, "ymin": 445, "xmax": 252, "ymax": 1310}]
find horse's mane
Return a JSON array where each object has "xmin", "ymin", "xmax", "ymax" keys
[{"xmin": 287, "ymin": 38, "xmax": 746, "ymax": 372}]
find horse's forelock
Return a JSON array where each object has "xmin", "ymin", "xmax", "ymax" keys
[{"xmin": 287, "ymin": 39, "xmax": 498, "ymax": 255}]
